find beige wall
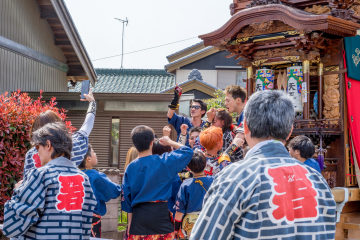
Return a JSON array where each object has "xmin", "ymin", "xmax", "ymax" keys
[
  {"xmin": 0, "ymin": 0, "xmax": 70, "ymax": 93},
  {"xmin": 176, "ymin": 69, "xmax": 218, "ymax": 87},
  {"xmin": 0, "ymin": 48, "xmax": 68, "ymax": 93},
  {"xmin": 0, "ymin": 0, "xmax": 66, "ymax": 61},
  {"xmin": 175, "ymin": 69, "xmax": 247, "ymax": 90},
  {"xmin": 217, "ymin": 70, "xmax": 237, "ymax": 89}
]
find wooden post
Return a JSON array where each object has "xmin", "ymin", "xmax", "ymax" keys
[
  {"xmin": 303, "ymin": 60, "xmax": 310, "ymax": 119},
  {"xmin": 318, "ymin": 62, "xmax": 324, "ymax": 119},
  {"xmin": 246, "ymin": 66, "xmax": 253, "ymax": 99}
]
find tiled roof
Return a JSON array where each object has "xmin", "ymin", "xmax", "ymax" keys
[{"xmin": 69, "ymin": 68, "xmax": 175, "ymax": 93}]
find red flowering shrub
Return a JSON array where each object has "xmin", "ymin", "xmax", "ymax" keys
[{"xmin": 0, "ymin": 90, "xmax": 75, "ymax": 222}]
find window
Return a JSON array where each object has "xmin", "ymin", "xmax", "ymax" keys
[{"xmin": 110, "ymin": 118, "xmax": 120, "ymax": 167}]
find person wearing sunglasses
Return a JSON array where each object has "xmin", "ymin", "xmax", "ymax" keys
[{"xmin": 167, "ymin": 86, "xmax": 207, "ymax": 146}]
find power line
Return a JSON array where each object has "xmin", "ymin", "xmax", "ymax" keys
[{"xmin": 92, "ymin": 36, "xmax": 198, "ymax": 61}]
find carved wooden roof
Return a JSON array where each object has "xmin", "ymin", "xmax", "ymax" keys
[{"xmin": 200, "ymin": 4, "xmax": 360, "ymax": 47}]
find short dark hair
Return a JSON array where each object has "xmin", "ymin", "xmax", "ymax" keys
[
  {"xmin": 152, "ymin": 139, "xmax": 172, "ymax": 155},
  {"xmin": 131, "ymin": 125, "xmax": 155, "ymax": 152},
  {"xmin": 216, "ymin": 109, "xmax": 232, "ymax": 132},
  {"xmin": 189, "ymin": 127, "xmax": 202, "ymax": 135},
  {"xmin": 31, "ymin": 110, "xmax": 62, "ymax": 134},
  {"xmin": 191, "ymin": 99, "xmax": 207, "ymax": 117},
  {"xmin": 32, "ymin": 122, "xmax": 72, "ymax": 159},
  {"xmin": 225, "ymin": 85, "xmax": 247, "ymax": 102},
  {"xmin": 187, "ymin": 151, "xmax": 206, "ymax": 173},
  {"xmin": 288, "ymin": 135, "xmax": 315, "ymax": 159},
  {"xmin": 78, "ymin": 144, "xmax": 93, "ymax": 169}
]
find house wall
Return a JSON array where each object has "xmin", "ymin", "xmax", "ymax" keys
[
  {"xmin": 175, "ymin": 69, "xmax": 247, "ymax": 90},
  {"xmin": 0, "ymin": 0, "xmax": 65, "ymax": 61},
  {"xmin": 176, "ymin": 69, "xmax": 217, "ymax": 87},
  {"xmin": 0, "ymin": 48, "xmax": 67, "ymax": 93},
  {"xmin": 217, "ymin": 70, "xmax": 237, "ymax": 89},
  {"xmin": 0, "ymin": 0, "xmax": 69, "ymax": 93},
  {"xmin": 67, "ymin": 109, "xmax": 170, "ymax": 171}
]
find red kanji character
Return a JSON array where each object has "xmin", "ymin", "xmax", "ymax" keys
[
  {"xmin": 267, "ymin": 165, "xmax": 318, "ymax": 223},
  {"xmin": 33, "ymin": 153, "xmax": 41, "ymax": 168},
  {"xmin": 56, "ymin": 175, "xmax": 85, "ymax": 212}
]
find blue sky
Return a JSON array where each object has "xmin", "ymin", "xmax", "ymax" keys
[{"xmin": 64, "ymin": 0, "xmax": 233, "ymax": 69}]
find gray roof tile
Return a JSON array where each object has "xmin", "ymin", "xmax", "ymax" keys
[{"xmin": 69, "ymin": 68, "xmax": 175, "ymax": 93}]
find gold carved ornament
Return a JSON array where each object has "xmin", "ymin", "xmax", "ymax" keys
[
  {"xmin": 283, "ymin": 56, "xmax": 300, "ymax": 62},
  {"xmin": 252, "ymin": 59, "xmax": 268, "ymax": 67}
]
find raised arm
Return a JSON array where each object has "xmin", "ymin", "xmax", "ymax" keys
[
  {"xmin": 167, "ymin": 86, "xmax": 182, "ymax": 119},
  {"xmin": 78, "ymin": 90, "xmax": 96, "ymax": 137},
  {"xmin": 159, "ymin": 136, "xmax": 193, "ymax": 173}
]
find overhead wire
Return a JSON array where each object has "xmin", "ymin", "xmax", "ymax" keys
[{"xmin": 92, "ymin": 36, "xmax": 198, "ymax": 61}]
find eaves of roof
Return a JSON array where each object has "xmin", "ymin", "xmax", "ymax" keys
[
  {"xmin": 38, "ymin": 0, "xmax": 97, "ymax": 85},
  {"xmin": 166, "ymin": 41, "xmax": 205, "ymax": 63},
  {"xmin": 161, "ymin": 79, "xmax": 218, "ymax": 97},
  {"xmin": 69, "ymin": 68, "xmax": 175, "ymax": 94},
  {"xmin": 165, "ymin": 46, "xmax": 220, "ymax": 73}
]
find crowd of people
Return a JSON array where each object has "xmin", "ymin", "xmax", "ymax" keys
[{"xmin": 1, "ymin": 86, "xmax": 336, "ymax": 240}]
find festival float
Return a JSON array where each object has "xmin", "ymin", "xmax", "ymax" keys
[{"xmin": 199, "ymin": 1, "xmax": 360, "ymax": 238}]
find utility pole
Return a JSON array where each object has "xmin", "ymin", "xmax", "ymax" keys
[{"xmin": 114, "ymin": 17, "xmax": 128, "ymax": 69}]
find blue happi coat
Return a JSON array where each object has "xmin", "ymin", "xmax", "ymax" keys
[
  {"xmin": 191, "ymin": 140, "xmax": 336, "ymax": 240},
  {"xmin": 3, "ymin": 157, "xmax": 97, "ymax": 239}
]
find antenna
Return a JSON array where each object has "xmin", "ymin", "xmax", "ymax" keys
[{"xmin": 114, "ymin": 17, "xmax": 128, "ymax": 69}]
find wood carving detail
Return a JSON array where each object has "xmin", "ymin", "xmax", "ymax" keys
[
  {"xmin": 304, "ymin": 5, "xmax": 331, "ymax": 14},
  {"xmin": 330, "ymin": 0, "xmax": 355, "ymax": 20},
  {"xmin": 295, "ymin": 33, "xmax": 342, "ymax": 57},
  {"xmin": 323, "ymin": 74, "xmax": 340, "ymax": 123},
  {"xmin": 248, "ymin": 0, "xmax": 282, "ymax": 7},
  {"xmin": 236, "ymin": 21, "xmax": 294, "ymax": 38},
  {"xmin": 225, "ymin": 43, "xmax": 256, "ymax": 60}
]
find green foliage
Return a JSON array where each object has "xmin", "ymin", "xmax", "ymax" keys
[
  {"xmin": 204, "ymin": 90, "xmax": 237, "ymax": 121},
  {"xmin": 118, "ymin": 211, "xmax": 128, "ymax": 232},
  {"xmin": 204, "ymin": 89, "xmax": 226, "ymax": 110}
]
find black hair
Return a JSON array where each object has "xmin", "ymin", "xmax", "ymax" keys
[
  {"xmin": 189, "ymin": 127, "xmax": 202, "ymax": 135},
  {"xmin": 152, "ymin": 139, "xmax": 172, "ymax": 155},
  {"xmin": 78, "ymin": 144, "xmax": 93, "ymax": 169},
  {"xmin": 191, "ymin": 99, "xmax": 207, "ymax": 118},
  {"xmin": 131, "ymin": 125, "xmax": 155, "ymax": 152},
  {"xmin": 216, "ymin": 109, "xmax": 232, "ymax": 132},
  {"xmin": 187, "ymin": 151, "xmax": 206, "ymax": 173},
  {"xmin": 32, "ymin": 122, "xmax": 72, "ymax": 159},
  {"xmin": 288, "ymin": 135, "xmax": 315, "ymax": 159}
]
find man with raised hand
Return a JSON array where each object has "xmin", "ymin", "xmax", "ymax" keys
[{"xmin": 191, "ymin": 90, "xmax": 336, "ymax": 240}]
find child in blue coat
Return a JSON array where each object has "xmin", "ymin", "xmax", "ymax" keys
[
  {"xmin": 288, "ymin": 135, "xmax": 322, "ymax": 173},
  {"xmin": 79, "ymin": 144, "xmax": 121, "ymax": 238},
  {"xmin": 174, "ymin": 150, "xmax": 213, "ymax": 238}
]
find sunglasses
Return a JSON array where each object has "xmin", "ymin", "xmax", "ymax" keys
[{"xmin": 190, "ymin": 105, "xmax": 201, "ymax": 110}]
